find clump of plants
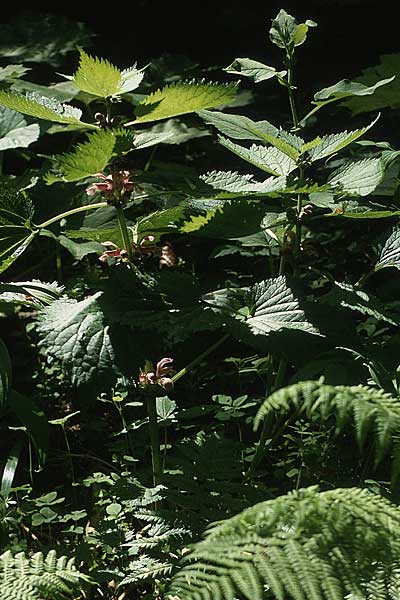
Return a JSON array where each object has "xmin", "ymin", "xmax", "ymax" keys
[{"xmin": 2, "ymin": 7, "xmax": 400, "ymax": 600}]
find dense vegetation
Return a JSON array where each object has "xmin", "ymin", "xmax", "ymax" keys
[{"xmin": 2, "ymin": 7, "xmax": 400, "ymax": 599}]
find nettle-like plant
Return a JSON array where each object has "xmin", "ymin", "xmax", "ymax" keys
[{"xmin": 2, "ymin": 7, "xmax": 400, "ymax": 600}]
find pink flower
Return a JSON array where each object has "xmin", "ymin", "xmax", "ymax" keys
[
  {"xmin": 98, "ymin": 241, "xmax": 128, "ymax": 263},
  {"xmin": 86, "ymin": 171, "xmax": 138, "ymax": 199},
  {"xmin": 138, "ymin": 358, "xmax": 174, "ymax": 390}
]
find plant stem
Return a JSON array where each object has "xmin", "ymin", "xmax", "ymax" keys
[
  {"xmin": 146, "ymin": 394, "xmax": 161, "ymax": 487},
  {"xmin": 245, "ymin": 355, "xmax": 288, "ymax": 479},
  {"xmin": 287, "ymin": 64, "xmax": 299, "ymax": 129},
  {"xmin": 115, "ymin": 203, "xmax": 133, "ymax": 260},
  {"xmin": 36, "ymin": 202, "xmax": 107, "ymax": 229},
  {"xmin": 171, "ymin": 333, "xmax": 230, "ymax": 384}
]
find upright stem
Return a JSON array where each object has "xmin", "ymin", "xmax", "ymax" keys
[
  {"xmin": 115, "ymin": 204, "xmax": 133, "ymax": 260},
  {"xmin": 287, "ymin": 63, "xmax": 299, "ymax": 129},
  {"xmin": 146, "ymin": 394, "xmax": 161, "ymax": 487},
  {"xmin": 171, "ymin": 334, "xmax": 230, "ymax": 384}
]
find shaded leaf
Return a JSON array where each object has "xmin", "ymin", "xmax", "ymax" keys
[
  {"xmin": 218, "ymin": 136, "xmax": 297, "ymax": 175},
  {"xmin": 36, "ymin": 292, "xmax": 118, "ymax": 387},
  {"xmin": 328, "ymin": 158, "xmax": 384, "ymax": 196},
  {"xmin": 375, "ymin": 228, "xmax": 400, "ymax": 271},
  {"xmin": 0, "ymin": 106, "xmax": 40, "ymax": 151},
  {"xmin": 134, "ymin": 81, "xmax": 238, "ymax": 123},
  {"xmin": 0, "ymin": 339, "xmax": 12, "ymax": 409},
  {"xmin": 0, "ymin": 186, "xmax": 36, "ymax": 274},
  {"xmin": 224, "ymin": 58, "xmax": 286, "ymax": 82},
  {"xmin": 200, "ymin": 170, "xmax": 287, "ymax": 194}
]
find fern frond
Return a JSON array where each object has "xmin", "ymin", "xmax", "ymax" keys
[
  {"xmin": 167, "ymin": 486, "xmax": 400, "ymax": 600},
  {"xmin": 255, "ymin": 379, "xmax": 400, "ymax": 481},
  {"xmin": 0, "ymin": 549, "xmax": 91, "ymax": 600}
]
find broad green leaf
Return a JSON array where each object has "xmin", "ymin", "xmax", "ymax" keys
[
  {"xmin": 36, "ymin": 292, "xmax": 118, "ymax": 387},
  {"xmin": 0, "ymin": 338, "xmax": 12, "ymax": 409},
  {"xmin": 0, "ymin": 187, "xmax": 36, "ymax": 274},
  {"xmin": 64, "ymin": 227, "xmax": 123, "ymax": 248},
  {"xmin": 72, "ymin": 50, "xmax": 144, "ymax": 97},
  {"xmin": 180, "ymin": 201, "xmax": 268, "ymax": 238},
  {"xmin": 135, "ymin": 205, "xmax": 189, "ymax": 243},
  {"xmin": 0, "ymin": 106, "xmax": 40, "ymax": 151},
  {"xmin": 56, "ymin": 235, "xmax": 104, "ymax": 260},
  {"xmin": 197, "ymin": 109, "xmax": 278, "ymax": 141},
  {"xmin": 0, "ymin": 280, "xmax": 63, "ymax": 309},
  {"xmin": 45, "ymin": 129, "xmax": 116, "ymax": 184},
  {"xmin": 269, "ymin": 9, "xmax": 317, "ymax": 51},
  {"xmin": 11, "ymin": 79, "xmax": 79, "ymax": 103},
  {"xmin": 224, "ymin": 58, "xmax": 286, "ymax": 83},
  {"xmin": 0, "ymin": 89, "xmax": 91, "ymax": 126},
  {"xmin": 308, "ymin": 115, "xmax": 380, "ymax": 162},
  {"xmin": 134, "ymin": 81, "xmax": 238, "ymax": 123},
  {"xmin": 340, "ymin": 54, "xmax": 400, "ymax": 114},
  {"xmin": 200, "ymin": 170, "xmax": 287, "ymax": 194},
  {"xmin": 198, "ymin": 109, "xmax": 301, "ymax": 159},
  {"xmin": 203, "ymin": 276, "xmax": 319, "ymax": 341},
  {"xmin": 132, "ymin": 130, "xmax": 175, "ymax": 149},
  {"xmin": 218, "ymin": 136, "xmax": 297, "ymax": 175},
  {"xmin": 328, "ymin": 158, "xmax": 384, "ymax": 196},
  {"xmin": 375, "ymin": 229, "xmax": 400, "ymax": 271},
  {"xmin": 314, "ymin": 77, "xmax": 396, "ymax": 102}
]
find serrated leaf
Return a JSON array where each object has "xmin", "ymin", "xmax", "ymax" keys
[
  {"xmin": 0, "ymin": 89, "xmax": 90, "ymax": 126},
  {"xmin": 375, "ymin": 228, "xmax": 400, "ymax": 271},
  {"xmin": 328, "ymin": 158, "xmax": 384, "ymax": 196},
  {"xmin": 45, "ymin": 129, "xmax": 116, "ymax": 184},
  {"xmin": 36, "ymin": 292, "xmax": 117, "ymax": 387},
  {"xmin": 180, "ymin": 201, "xmax": 267, "ymax": 239},
  {"xmin": 314, "ymin": 77, "xmax": 396, "ymax": 103},
  {"xmin": 224, "ymin": 58, "xmax": 286, "ymax": 82},
  {"xmin": 323, "ymin": 281, "xmax": 397, "ymax": 325},
  {"xmin": 198, "ymin": 109, "xmax": 301, "ymax": 159},
  {"xmin": 0, "ymin": 338, "xmax": 12, "ymax": 409},
  {"xmin": 200, "ymin": 170, "xmax": 287, "ymax": 194},
  {"xmin": 134, "ymin": 81, "xmax": 238, "ymax": 123},
  {"xmin": 72, "ymin": 50, "xmax": 124, "ymax": 98},
  {"xmin": 119, "ymin": 65, "xmax": 145, "ymax": 94},
  {"xmin": 203, "ymin": 276, "xmax": 319, "ymax": 341},
  {"xmin": 308, "ymin": 115, "xmax": 380, "ymax": 161},
  {"xmin": 198, "ymin": 109, "xmax": 279, "ymax": 141},
  {"xmin": 218, "ymin": 136, "xmax": 297, "ymax": 175},
  {"xmin": 0, "ymin": 106, "xmax": 40, "ymax": 151},
  {"xmin": 64, "ymin": 227, "xmax": 123, "ymax": 247}
]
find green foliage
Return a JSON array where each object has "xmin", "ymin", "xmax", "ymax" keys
[
  {"xmin": 328, "ymin": 157, "xmax": 384, "ymax": 196},
  {"xmin": 35, "ymin": 292, "xmax": 118, "ymax": 388},
  {"xmin": 134, "ymin": 81, "xmax": 238, "ymax": 123},
  {"xmin": 200, "ymin": 170, "xmax": 287, "ymax": 194},
  {"xmin": 168, "ymin": 486, "xmax": 400, "ymax": 600},
  {"xmin": 0, "ymin": 186, "xmax": 36, "ymax": 274},
  {"xmin": 224, "ymin": 58, "xmax": 287, "ymax": 83},
  {"xmin": 269, "ymin": 9, "xmax": 317, "ymax": 54},
  {"xmin": 375, "ymin": 228, "xmax": 400, "ymax": 271},
  {"xmin": 255, "ymin": 380, "xmax": 400, "ymax": 477},
  {"xmin": 0, "ymin": 90, "xmax": 88, "ymax": 126},
  {"xmin": 0, "ymin": 549, "xmax": 91, "ymax": 599},
  {"xmin": 72, "ymin": 50, "xmax": 144, "ymax": 98},
  {"xmin": 0, "ymin": 107, "xmax": 40, "ymax": 151},
  {"xmin": 0, "ymin": 339, "xmax": 11, "ymax": 409},
  {"xmin": 45, "ymin": 129, "xmax": 116, "ymax": 184},
  {"xmin": 218, "ymin": 136, "xmax": 297, "ymax": 175}
]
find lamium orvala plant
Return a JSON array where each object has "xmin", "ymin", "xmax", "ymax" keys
[{"xmin": 2, "ymin": 7, "xmax": 400, "ymax": 600}]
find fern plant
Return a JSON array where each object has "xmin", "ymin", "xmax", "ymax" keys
[
  {"xmin": 0, "ymin": 549, "xmax": 91, "ymax": 600},
  {"xmin": 167, "ymin": 486, "xmax": 400, "ymax": 600}
]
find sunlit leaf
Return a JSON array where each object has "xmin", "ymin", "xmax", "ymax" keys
[
  {"xmin": 328, "ymin": 158, "xmax": 384, "ymax": 196},
  {"xmin": 224, "ymin": 58, "xmax": 286, "ymax": 82}
]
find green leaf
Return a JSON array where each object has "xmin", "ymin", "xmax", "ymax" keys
[
  {"xmin": 45, "ymin": 129, "xmax": 116, "ymax": 184},
  {"xmin": 180, "ymin": 202, "xmax": 268, "ymax": 238},
  {"xmin": 142, "ymin": 118, "xmax": 210, "ymax": 145},
  {"xmin": 0, "ymin": 89, "xmax": 91, "ymax": 126},
  {"xmin": 0, "ymin": 106, "xmax": 40, "ymax": 151},
  {"xmin": 56, "ymin": 235, "xmax": 104, "ymax": 260},
  {"xmin": 197, "ymin": 109, "xmax": 279, "ymax": 141},
  {"xmin": 72, "ymin": 50, "xmax": 144, "ymax": 97},
  {"xmin": 156, "ymin": 396, "xmax": 177, "ymax": 422},
  {"xmin": 1, "ymin": 439, "xmax": 23, "ymax": 498},
  {"xmin": 0, "ymin": 64, "xmax": 30, "ymax": 81},
  {"xmin": 203, "ymin": 276, "xmax": 319, "ymax": 341},
  {"xmin": 328, "ymin": 158, "xmax": 384, "ymax": 196},
  {"xmin": 375, "ymin": 228, "xmax": 400, "ymax": 271},
  {"xmin": 134, "ymin": 81, "xmax": 238, "ymax": 123},
  {"xmin": 224, "ymin": 58, "xmax": 286, "ymax": 82},
  {"xmin": 0, "ymin": 338, "xmax": 12, "ymax": 409},
  {"xmin": 198, "ymin": 109, "xmax": 301, "ymax": 159},
  {"xmin": 36, "ymin": 292, "xmax": 118, "ymax": 387},
  {"xmin": 218, "ymin": 136, "xmax": 297, "ymax": 175},
  {"xmin": 313, "ymin": 77, "xmax": 396, "ymax": 103},
  {"xmin": 0, "ymin": 280, "xmax": 63, "ymax": 309},
  {"xmin": 200, "ymin": 170, "xmax": 287, "ymax": 194},
  {"xmin": 308, "ymin": 115, "xmax": 380, "ymax": 161},
  {"xmin": 0, "ymin": 186, "xmax": 36, "ymax": 274},
  {"xmin": 269, "ymin": 9, "xmax": 316, "ymax": 51}
]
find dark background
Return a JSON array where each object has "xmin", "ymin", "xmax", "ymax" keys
[{"xmin": 1, "ymin": 0, "xmax": 398, "ymax": 90}]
